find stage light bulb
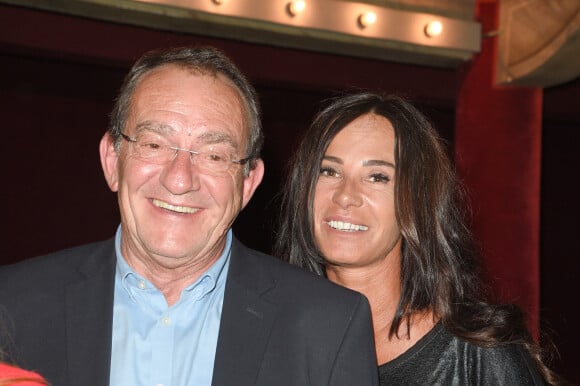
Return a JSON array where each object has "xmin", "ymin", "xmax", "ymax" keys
[
  {"xmin": 287, "ymin": 1, "xmax": 306, "ymax": 17},
  {"xmin": 424, "ymin": 20, "xmax": 443, "ymax": 37},
  {"xmin": 358, "ymin": 12, "xmax": 377, "ymax": 28}
]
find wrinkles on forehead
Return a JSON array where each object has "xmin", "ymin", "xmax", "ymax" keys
[{"xmin": 127, "ymin": 66, "xmax": 247, "ymax": 155}]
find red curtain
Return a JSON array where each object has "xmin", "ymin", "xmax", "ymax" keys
[{"xmin": 455, "ymin": 0, "xmax": 542, "ymax": 338}]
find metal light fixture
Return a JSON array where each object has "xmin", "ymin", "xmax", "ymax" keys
[{"xmin": 126, "ymin": 0, "xmax": 481, "ymax": 65}]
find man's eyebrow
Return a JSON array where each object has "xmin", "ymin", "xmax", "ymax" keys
[
  {"xmin": 198, "ymin": 131, "xmax": 238, "ymax": 149},
  {"xmin": 132, "ymin": 123, "xmax": 238, "ymax": 148},
  {"xmin": 134, "ymin": 121, "xmax": 176, "ymax": 135},
  {"xmin": 363, "ymin": 159, "xmax": 395, "ymax": 168}
]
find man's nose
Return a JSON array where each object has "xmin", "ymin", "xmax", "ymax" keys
[{"xmin": 159, "ymin": 149, "xmax": 201, "ymax": 194}]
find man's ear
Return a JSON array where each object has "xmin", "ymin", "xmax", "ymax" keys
[
  {"xmin": 241, "ymin": 158, "xmax": 265, "ymax": 209},
  {"xmin": 99, "ymin": 132, "xmax": 120, "ymax": 192}
]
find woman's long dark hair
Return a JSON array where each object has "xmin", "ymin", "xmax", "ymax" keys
[{"xmin": 274, "ymin": 93, "xmax": 562, "ymax": 385}]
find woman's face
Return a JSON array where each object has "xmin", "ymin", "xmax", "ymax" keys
[{"xmin": 313, "ymin": 113, "xmax": 402, "ymax": 270}]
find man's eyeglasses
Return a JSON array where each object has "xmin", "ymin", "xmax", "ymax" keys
[{"xmin": 120, "ymin": 133, "xmax": 252, "ymax": 174}]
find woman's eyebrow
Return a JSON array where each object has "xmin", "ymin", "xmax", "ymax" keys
[
  {"xmin": 363, "ymin": 159, "xmax": 395, "ymax": 168},
  {"xmin": 322, "ymin": 155, "xmax": 343, "ymax": 164}
]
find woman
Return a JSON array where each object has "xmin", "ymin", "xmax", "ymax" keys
[{"xmin": 275, "ymin": 93, "xmax": 562, "ymax": 385}]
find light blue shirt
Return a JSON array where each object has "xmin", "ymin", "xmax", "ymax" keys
[{"xmin": 109, "ymin": 226, "xmax": 231, "ymax": 386}]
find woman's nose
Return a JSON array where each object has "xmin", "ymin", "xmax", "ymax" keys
[{"xmin": 332, "ymin": 178, "xmax": 363, "ymax": 208}]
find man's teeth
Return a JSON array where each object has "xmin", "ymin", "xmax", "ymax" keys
[
  {"xmin": 153, "ymin": 199, "xmax": 198, "ymax": 214},
  {"xmin": 327, "ymin": 220, "xmax": 368, "ymax": 232}
]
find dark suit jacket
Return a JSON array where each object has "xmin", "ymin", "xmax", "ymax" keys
[{"xmin": 0, "ymin": 237, "xmax": 378, "ymax": 386}]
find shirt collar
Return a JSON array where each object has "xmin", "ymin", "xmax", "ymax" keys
[{"xmin": 114, "ymin": 225, "xmax": 232, "ymax": 302}]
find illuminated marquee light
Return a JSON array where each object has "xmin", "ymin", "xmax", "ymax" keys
[
  {"xmin": 424, "ymin": 20, "xmax": 443, "ymax": 38},
  {"xmin": 287, "ymin": 1, "xmax": 306, "ymax": 17},
  {"xmin": 358, "ymin": 11, "xmax": 377, "ymax": 29},
  {"xmin": 135, "ymin": 0, "xmax": 481, "ymax": 56}
]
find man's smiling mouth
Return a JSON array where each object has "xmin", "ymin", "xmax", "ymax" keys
[
  {"xmin": 327, "ymin": 220, "xmax": 368, "ymax": 232},
  {"xmin": 153, "ymin": 199, "xmax": 199, "ymax": 214}
]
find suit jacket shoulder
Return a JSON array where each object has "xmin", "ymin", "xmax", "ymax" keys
[
  {"xmin": 213, "ymin": 238, "xmax": 378, "ymax": 386},
  {"xmin": 0, "ymin": 239, "xmax": 116, "ymax": 386},
  {"xmin": 0, "ymin": 240, "xmax": 115, "ymax": 289}
]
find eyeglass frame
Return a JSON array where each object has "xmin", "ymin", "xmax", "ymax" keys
[{"xmin": 119, "ymin": 132, "xmax": 254, "ymax": 173}]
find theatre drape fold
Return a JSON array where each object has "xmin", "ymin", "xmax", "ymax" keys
[{"xmin": 455, "ymin": 0, "xmax": 542, "ymax": 338}]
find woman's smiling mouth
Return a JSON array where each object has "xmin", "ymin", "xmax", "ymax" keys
[{"xmin": 327, "ymin": 220, "xmax": 368, "ymax": 232}]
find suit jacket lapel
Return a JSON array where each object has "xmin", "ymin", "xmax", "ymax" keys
[
  {"xmin": 212, "ymin": 238, "xmax": 278, "ymax": 385},
  {"xmin": 65, "ymin": 240, "xmax": 116, "ymax": 386}
]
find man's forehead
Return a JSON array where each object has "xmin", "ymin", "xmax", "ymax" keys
[{"xmin": 130, "ymin": 65, "xmax": 250, "ymax": 149}]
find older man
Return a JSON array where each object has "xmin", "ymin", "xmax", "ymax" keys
[{"xmin": 0, "ymin": 46, "xmax": 378, "ymax": 386}]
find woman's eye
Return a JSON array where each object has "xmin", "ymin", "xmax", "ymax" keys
[
  {"xmin": 368, "ymin": 173, "xmax": 390, "ymax": 183},
  {"xmin": 320, "ymin": 167, "xmax": 338, "ymax": 177}
]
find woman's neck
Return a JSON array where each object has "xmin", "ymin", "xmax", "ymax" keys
[{"xmin": 326, "ymin": 257, "xmax": 437, "ymax": 365}]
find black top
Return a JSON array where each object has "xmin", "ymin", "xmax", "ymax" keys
[{"xmin": 378, "ymin": 322, "xmax": 545, "ymax": 385}]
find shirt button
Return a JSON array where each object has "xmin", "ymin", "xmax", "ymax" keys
[
  {"xmin": 137, "ymin": 281, "xmax": 146, "ymax": 290},
  {"xmin": 162, "ymin": 316, "xmax": 171, "ymax": 326}
]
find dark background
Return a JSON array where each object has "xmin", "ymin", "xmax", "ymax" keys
[{"xmin": 1, "ymin": 4, "xmax": 578, "ymax": 383}]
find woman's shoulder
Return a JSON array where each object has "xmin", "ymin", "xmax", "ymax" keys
[
  {"xmin": 379, "ymin": 323, "xmax": 545, "ymax": 385},
  {"xmin": 452, "ymin": 332, "xmax": 545, "ymax": 384}
]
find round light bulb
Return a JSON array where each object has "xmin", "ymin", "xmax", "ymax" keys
[
  {"xmin": 287, "ymin": 1, "xmax": 306, "ymax": 17},
  {"xmin": 424, "ymin": 20, "xmax": 443, "ymax": 37},
  {"xmin": 358, "ymin": 12, "xmax": 377, "ymax": 29}
]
